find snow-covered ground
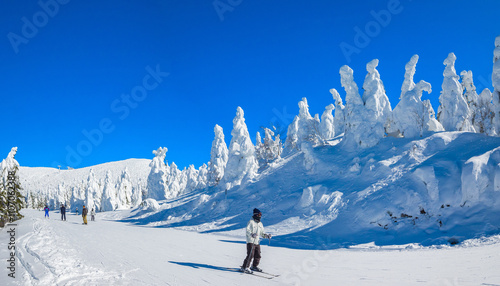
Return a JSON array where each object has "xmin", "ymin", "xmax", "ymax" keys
[{"xmin": 1, "ymin": 209, "xmax": 499, "ymax": 285}]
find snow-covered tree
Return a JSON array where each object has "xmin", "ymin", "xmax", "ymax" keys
[
  {"xmin": 207, "ymin": 125, "xmax": 228, "ymax": 186},
  {"xmin": 197, "ymin": 164, "xmax": 208, "ymax": 189},
  {"xmin": 147, "ymin": 147, "xmax": 169, "ymax": 201},
  {"xmin": 388, "ymin": 55, "xmax": 443, "ymax": 138},
  {"xmin": 167, "ymin": 162, "xmax": 182, "ymax": 198},
  {"xmin": 330, "ymin": 88, "xmax": 345, "ymax": 136},
  {"xmin": 117, "ymin": 168, "xmax": 133, "ymax": 209},
  {"xmin": 0, "ymin": 147, "xmax": 25, "ymax": 225},
  {"xmin": 492, "ymin": 36, "xmax": 500, "ymax": 135},
  {"xmin": 101, "ymin": 170, "xmax": 118, "ymax": 211},
  {"xmin": 256, "ymin": 127, "xmax": 282, "ymax": 170},
  {"xmin": 85, "ymin": 168, "xmax": 100, "ymax": 211},
  {"xmin": 340, "ymin": 65, "xmax": 366, "ymax": 148},
  {"xmin": 437, "ymin": 53, "xmax": 474, "ymax": 132},
  {"xmin": 461, "ymin": 70, "xmax": 495, "ymax": 135},
  {"xmin": 284, "ymin": 98, "xmax": 322, "ymax": 154},
  {"xmin": 360, "ymin": 59, "xmax": 392, "ymax": 145},
  {"xmin": 320, "ymin": 104, "xmax": 335, "ymax": 140},
  {"xmin": 224, "ymin": 106, "xmax": 259, "ymax": 188},
  {"xmin": 185, "ymin": 165, "xmax": 199, "ymax": 193}
]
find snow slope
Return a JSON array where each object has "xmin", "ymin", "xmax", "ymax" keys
[
  {"xmin": 120, "ymin": 131, "xmax": 500, "ymax": 249},
  {"xmin": 19, "ymin": 159, "xmax": 150, "ymax": 192},
  {"xmin": 1, "ymin": 209, "xmax": 500, "ymax": 285},
  {"xmin": 19, "ymin": 159, "xmax": 150, "ymax": 210}
]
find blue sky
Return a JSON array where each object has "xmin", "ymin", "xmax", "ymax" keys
[{"xmin": 1, "ymin": 0, "xmax": 499, "ymax": 169}]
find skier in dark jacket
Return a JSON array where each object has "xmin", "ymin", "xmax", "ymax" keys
[
  {"xmin": 82, "ymin": 205, "xmax": 88, "ymax": 225},
  {"xmin": 60, "ymin": 204, "xmax": 66, "ymax": 221},
  {"xmin": 44, "ymin": 205, "xmax": 49, "ymax": 218},
  {"xmin": 240, "ymin": 208, "xmax": 272, "ymax": 274}
]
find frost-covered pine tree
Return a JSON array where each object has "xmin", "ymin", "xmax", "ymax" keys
[
  {"xmin": 388, "ymin": 55, "xmax": 443, "ymax": 138},
  {"xmin": 320, "ymin": 104, "xmax": 335, "ymax": 140},
  {"xmin": 85, "ymin": 168, "xmax": 100, "ymax": 211},
  {"xmin": 256, "ymin": 128, "xmax": 282, "ymax": 169},
  {"xmin": 255, "ymin": 131, "xmax": 265, "ymax": 169},
  {"xmin": 340, "ymin": 65, "xmax": 366, "ymax": 148},
  {"xmin": 361, "ymin": 59, "xmax": 392, "ymax": 145},
  {"xmin": 224, "ymin": 106, "xmax": 259, "ymax": 188},
  {"xmin": 146, "ymin": 147, "xmax": 169, "ymax": 201},
  {"xmin": 0, "ymin": 147, "xmax": 25, "ymax": 225},
  {"xmin": 478, "ymin": 88, "xmax": 495, "ymax": 135},
  {"xmin": 330, "ymin": 88, "xmax": 345, "ymax": 136},
  {"xmin": 460, "ymin": 70, "xmax": 480, "ymax": 132},
  {"xmin": 207, "ymin": 125, "xmax": 228, "ymax": 186},
  {"xmin": 197, "ymin": 163, "xmax": 208, "ymax": 189},
  {"xmin": 461, "ymin": 70, "xmax": 495, "ymax": 135},
  {"xmin": 101, "ymin": 170, "xmax": 118, "ymax": 211},
  {"xmin": 284, "ymin": 98, "xmax": 322, "ymax": 154},
  {"xmin": 185, "ymin": 165, "xmax": 199, "ymax": 193},
  {"xmin": 492, "ymin": 36, "xmax": 500, "ymax": 135},
  {"xmin": 117, "ymin": 168, "xmax": 133, "ymax": 209},
  {"xmin": 437, "ymin": 53, "xmax": 475, "ymax": 132},
  {"xmin": 167, "ymin": 162, "xmax": 182, "ymax": 198}
]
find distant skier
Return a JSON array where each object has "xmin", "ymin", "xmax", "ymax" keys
[
  {"xmin": 240, "ymin": 208, "xmax": 272, "ymax": 274},
  {"xmin": 82, "ymin": 205, "xmax": 88, "ymax": 225},
  {"xmin": 44, "ymin": 205, "xmax": 49, "ymax": 218},
  {"xmin": 91, "ymin": 208, "xmax": 96, "ymax": 222},
  {"xmin": 60, "ymin": 204, "xmax": 66, "ymax": 221},
  {"xmin": 76, "ymin": 207, "xmax": 79, "ymax": 215}
]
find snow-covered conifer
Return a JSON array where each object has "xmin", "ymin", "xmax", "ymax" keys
[
  {"xmin": 146, "ymin": 147, "xmax": 169, "ymax": 201},
  {"xmin": 185, "ymin": 165, "xmax": 199, "ymax": 193},
  {"xmin": 492, "ymin": 36, "xmax": 500, "ymax": 135},
  {"xmin": 437, "ymin": 53, "xmax": 474, "ymax": 132},
  {"xmin": 101, "ymin": 170, "xmax": 118, "ymax": 211},
  {"xmin": 284, "ymin": 98, "xmax": 322, "ymax": 154},
  {"xmin": 224, "ymin": 107, "xmax": 259, "ymax": 188},
  {"xmin": 85, "ymin": 168, "xmax": 100, "ymax": 211},
  {"xmin": 0, "ymin": 147, "xmax": 25, "ymax": 224},
  {"xmin": 197, "ymin": 164, "xmax": 208, "ymax": 189},
  {"xmin": 117, "ymin": 168, "xmax": 133, "ymax": 209},
  {"xmin": 388, "ymin": 55, "xmax": 443, "ymax": 138},
  {"xmin": 320, "ymin": 104, "xmax": 335, "ymax": 140},
  {"xmin": 167, "ymin": 162, "xmax": 182, "ymax": 198},
  {"xmin": 330, "ymin": 88, "xmax": 345, "ymax": 136},
  {"xmin": 360, "ymin": 59, "xmax": 392, "ymax": 146},
  {"xmin": 208, "ymin": 125, "xmax": 228, "ymax": 186},
  {"xmin": 340, "ymin": 65, "xmax": 366, "ymax": 148}
]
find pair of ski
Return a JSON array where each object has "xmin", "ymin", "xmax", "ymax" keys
[
  {"xmin": 224, "ymin": 268, "xmax": 279, "ymax": 279},
  {"xmin": 233, "ymin": 234, "xmax": 279, "ymax": 279}
]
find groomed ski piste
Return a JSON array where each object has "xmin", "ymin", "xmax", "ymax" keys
[{"xmin": 0, "ymin": 209, "xmax": 499, "ymax": 285}]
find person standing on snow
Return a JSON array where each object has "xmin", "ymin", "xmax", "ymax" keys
[
  {"xmin": 82, "ymin": 205, "xmax": 88, "ymax": 225},
  {"xmin": 240, "ymin": 208, "xmax": 272, "ymax": 274},
  {"xmin": 60, "ymin": 204, "xmax": 66, "ymax": 221},
  {"xmin": 91, "ymin": 208, "xmax": 96, "ymax": 221},
  {"xmin": 44, "ymin": 205, "xmax": 49, "ymax": 218},
  {"xmin": 76, "ymin": 207, "xmax": 79, "ymax": 215}
]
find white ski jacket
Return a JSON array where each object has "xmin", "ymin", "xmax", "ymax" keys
[{"xmin": 246, "ymin": 218, "xmax": 267, "ymax": 245}]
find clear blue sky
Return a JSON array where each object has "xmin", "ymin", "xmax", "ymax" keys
[{"xmin": 1, "ymin": 0, "xmax": 499, "ymax": 169}]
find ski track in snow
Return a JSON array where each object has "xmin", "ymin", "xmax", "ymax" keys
[{"xmin": 14, "ymin": 217, "xmax": 121, "ymax": 285}]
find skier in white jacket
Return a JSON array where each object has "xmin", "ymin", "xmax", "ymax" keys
[{"xmin": 240, "ymin": 208, "xmax": 272, "ymax": 273}]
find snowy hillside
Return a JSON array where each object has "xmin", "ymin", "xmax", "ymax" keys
[
  {"xmin": 121, "ymin": 131, "xmax": 500, "ymax": 249},
  {"xmin": 19, "ymin": 159, "xmax": 150, "ymax": 211}
]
